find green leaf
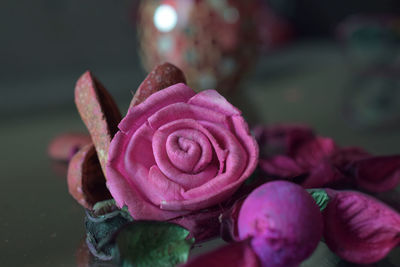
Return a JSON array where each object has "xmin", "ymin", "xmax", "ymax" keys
[
  {"xmin": 113, "ymin": 221, "xmax": 194, "ymax": 267},
  {"xmin": 85, "ymin": 200, "xmax": 133, "ymax": 260},
  {"xmin": 307, "ymin": 189, "xmax": 330, "ymax": 211}
]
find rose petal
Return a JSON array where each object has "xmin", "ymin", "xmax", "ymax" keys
[
  {"xmin": 152, "ymin": 119, "xmax": 222, "ymax": 190},
  {"xmin": 147, "ymin": 102, "xmax": 230, "ymax": 131},
  {"xmin": 181, "ymin": 240, "xmax": 260, "ymax": 267},
  {"xmin": 323, "ymin": 189, "xmax": 400, "ymax": 264},
  {"xmin": 161, "ymin": 122, "xmax": 251, "ymax": 211},
  {"xmin": 188, "ymin": 89, "xmax": 241, "ymax": 116},
  {"xmin": 106, "ymin": 157, "xmax": 189, "ymax": 220},
  {"xmin": 67, "ymin": 144, "xmax": 111, "ymax": 209},
  {"xmin": 119, "ymin": 83, "xmax": 195, "ymax": 134},
  {"xmin": 129, "ymin": 63, "xmax": 186, "ymax": 108},
  {"xmin": 351, "ymin": 155, "xmax": 400, "ymax": 193},
  {"xmin": 75, "ymin": 71, "xmax": 122, "ymax": 175}
]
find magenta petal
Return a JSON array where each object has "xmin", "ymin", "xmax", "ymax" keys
[
  {"xmin": 119, "ymin": 83, "xmax": 195, "ymax": 134},
  {"xmin": 295, "ymin": 137, "xmax": 337, "ymax": 168},
  {"xmin": 351, "ymin": 155, "xmax": 400, "ymax": 193},
  {"xmin": 301, "ymin": 161, "xmax": 344, "ymax": 188},
  {"xmin": 181, "ymin": 240, "xmax": 260, "ymax": 267},
  {"xmin": 254, "ymin": 124, "xmax": 315, "ymax": 157},
  {"xmin": 259, "ymin": 155, "xmax": 304, "ymax": 178},
  {"xmin": 188, "ymin": 89, "xmax": 241, "ymax": 116},
  {"xmin": 323, "ymin": 189, "xmax": 400, "ymax": 264},
  {"xmin": 170, "ymin": 207, "xmax": 223, "ymax": 242},
  {"xmin": 332, "ymin": 146, "xmax": 370, "ymax": 169},
  {"xmin": 106, "ymin": 161, "xmax": 188, "ymax": 220}
]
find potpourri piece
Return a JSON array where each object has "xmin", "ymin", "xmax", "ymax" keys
[{"xmin": 49, "ymin": 63, "xmax": 400, "ymax": 266}]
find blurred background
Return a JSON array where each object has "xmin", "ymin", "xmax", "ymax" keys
[{"xmin": 1, "ymin": 0, "xmax": 400, "ymax": 266}]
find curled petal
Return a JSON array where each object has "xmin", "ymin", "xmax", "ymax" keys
[
  {"xmin": 295, "ymin": 137, "xmax": 337, "ymax": 168},
  {"xmin": 323, "ymin": 189, "xmax": 400, "ymax": 264},
  {"xmin": 351, "ymin": 155, "xmax": 400, "ymax": 193},
  {"xmin": 253, "ymin": 124, "xmax": 314, "ymax": 158},
  {"xmin": 220, "ymin": 198, "xmax": 246, "ymax": 242},
  {"xmin": 301, "ymin": 161, "xmax": 344, "ymax": 188},
  {"xmin": 259, "ymin": 155, "xmax": 303, "ymax": 178},
  {"xmin": 129, "ymin": 62, "xmax": 186, "ymax": 108},
  {"xmin": 169, "ymin": 207, "xmax": 223, "ymax": 242},
  {"xmin": 67, "ymin": 144, "xmax": 111, "ymax": 209},
  {"xmin": 119, "ymin": 83, "xmax": 195, "ymax": 134},
  {"xmin": 188, "ymin": 89, "xmax": 241, "ymax": 116},
  {"xmin": 75, "ymin": 71, "xmax": 122, "ymax": 175}
]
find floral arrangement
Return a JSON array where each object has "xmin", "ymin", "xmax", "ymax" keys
[{"xmin": 49, "ymin": 63, "xmax": 400, "ymax": 266}]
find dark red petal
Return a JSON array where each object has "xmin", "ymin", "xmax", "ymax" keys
[
  {"xmin": 331, "ymin": 146, "xmax": 370, "ymax": 170},
  {"xmin": 169, "ymin": 207, "xmax": 222, "ymax": 243},
  {"xmin": 253, "ymin": 124, "xmax": 315, "ymax": 158},
  {"xmin": 181, "ymin": 240, "xmax": 260, "ymax": 267},
  {"xmin": 220, "ymin": 198, "xmax": 246, "ymax": 242},
  {"xmin": 259, "ymin": 155, "xmax": 304, "ymax": 178},
  {"xmin": 323, "ymin": 189, "xmax": 400, "ymax": 264},
  {"xmin": 301, "ymin": 161, "xmax": 344, "ymax": 188},
  {"xmin": 129, "ymin": 62, "xmax": 186, "ymax": 108},
  {"xmin": 67, "ymin": 144, "xmax": 112, "ymax": 209},
  {"xmin": 351, "ymin": 155, "xmax": 400, "ymax": 193},
  {"xmin": 75, "ymin": 71, "xmax": 122, "ymax": 175},
  {"xmin": 295, "ymin": 137, "xmax": 338, "ymax": 168}
]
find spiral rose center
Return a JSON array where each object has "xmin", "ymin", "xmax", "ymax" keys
[{"xmin": 166, "ymin": 129, "xmax": 212, "ymax": 173}]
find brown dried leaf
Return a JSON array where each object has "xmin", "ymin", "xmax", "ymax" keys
[
  {"xmin": 75, "ymin": 71, "xmax": 122, "ymax": 176},
  {"xmin": 67, "ymin": 144, "xmax": 112, "ymax": 209},
  {"xmin": 129, "ymin": 62, "xmax": 186, "ymax": 108}
]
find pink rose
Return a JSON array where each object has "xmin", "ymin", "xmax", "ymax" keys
[{"xmin": 106, "ymin": 83, "xmax": 258, "ymax": 220}]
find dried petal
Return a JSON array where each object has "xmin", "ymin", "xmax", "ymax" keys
[
  {"xmin": 129, "ymin": 62, "xmax": 186, "ymax": 108},
  {"xmin": 181, "ymin": 240, "xmax": 260, "ymax": 267},
  {"xmin": 220, "ymin": 198, "xmax": 245, "ymax": 242},
  {"xmin": 295, "ymin": 137, "xmax": 337, "ymax": 168},
  {"xmin": 67, "ymin": 144, "xmax": 111, "ymax": 209},
  {"xmin": 253, "ymin": 124, "xmax": 314, "ymax": 158},
  {"xmin": 75, "ymin": 71, "xmax": 122, "ymax": 175},
  {"xmin": 323, "ymin": 189, "xmax": 400, "ymax": 264},
  {"xmin": 301, "ymin": 160, "xmax": 344, "ymax": 189},
  {"xmin": 48, "ymin": 132, "xmax": 91, "ymax": 161},
  {"xmin": 351, "ymin": 155, "xmax": 400, "ymax": 192},
  {"xmin": 169, "ymin": 207, "xmax": 222, "ymax": 243}
]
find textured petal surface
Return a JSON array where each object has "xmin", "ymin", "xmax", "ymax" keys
[
  {"xmin": 323, "ymin": 189, "xmax": 400, "ymax": 264},
  {"xmin": 106, "ymin": 83, "xmax": 258, "ymax": 220}
]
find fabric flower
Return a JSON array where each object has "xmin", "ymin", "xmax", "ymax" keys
[{"xmin": 106, "ymin": 83, "xmax": 258, "ymax": 220}]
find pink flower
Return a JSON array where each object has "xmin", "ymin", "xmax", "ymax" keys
[{"xmin": 106, "ymin": 83, "xmax": 258, "ymax": 220}]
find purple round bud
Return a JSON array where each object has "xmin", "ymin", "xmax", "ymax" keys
[{"xmin": 238, "ymin": 181, "xmax": 323, "ymax": 267}]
